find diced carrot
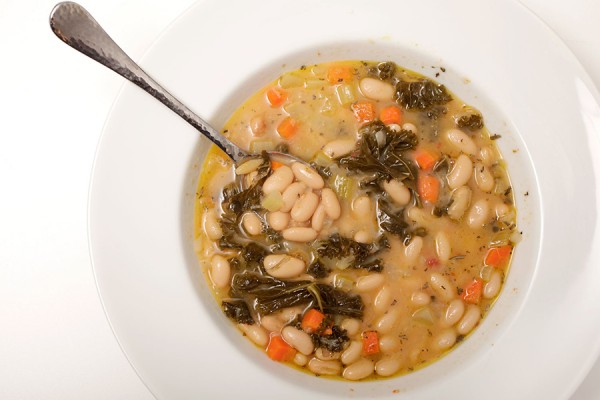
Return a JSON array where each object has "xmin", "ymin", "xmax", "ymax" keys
[
  {"xmin": 266, "ymin": 335, "xmax": 296, "ymax": 362},
  {"xmin": 301, "ymin": 309, "xmax": 326, "ymax": 333},
  {"xmin": 266, "ymin": 87, "xmax": 287, "ymax": 107},
  {"xmin": 379, "ymin": 106, "xmax": 403, "ymax": 125},
  {"xmin": 271, "ymin": 160, "xmax": 284, "ymax": 170},
  {"xmin": 327, "ymin": 65, "xmax": 353, "ymax": 84},
  {"xmin": 417, "ymin": 175, "xmax": 440, "ymax": 203},
  {"xmin": 322, "ymin": 327, "xmax": 333, "ymax": 336},
  {"xmin": 484, "ymin": 245, "xmax": 513, "ymax": 268},
  {"xmin": 362, "ymin": 331, "xmax": 380, "ymax": 355},
  {"xmin": 351, "ymin": 101, "xmax": 376, "ymax": 124},
  {"xmin": 277, "ymin": 117, "xmax": 298, "ymax": 139},
  {"xmin": 414, "ymin": 149, "xmax": 438, "ymax": 171},
  {"xmin": 461, "ymin": 278, "xmax": 483, "ymax": 304}
]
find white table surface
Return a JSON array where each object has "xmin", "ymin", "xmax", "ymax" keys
[{"xmin": 1, "ymin": 0, "xmax": 598, "ymax": 398}]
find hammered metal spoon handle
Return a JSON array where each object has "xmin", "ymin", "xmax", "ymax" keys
[{"xmin": 49, "ymin": 1, "xmax": 249, "ymax": 162}]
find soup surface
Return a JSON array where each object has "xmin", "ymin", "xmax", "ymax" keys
[{"xmin": 194, "ymin": 61, "xmax": 518, "ymax": 380}]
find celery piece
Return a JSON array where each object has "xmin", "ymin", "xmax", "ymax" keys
[
  {"xmin": 333, "ymin": 175, "xmax": 352, "ymax": 199},
  {"xmin": 305, "ymin": 79, "xmax": 325, "ymax": 90},
  {"xmin": 333, "ymin": 273, "xmax": 355, "ymax": 290},
  {"xmin": 335, "ymin": 83, "xmax": 357, "ymax": 105},
  {"xmin": 249, "ymin": 139, "xmax": 275, "ymax": 153},
  {"xmin": 412, "ymin": 307, "xmax": 434, "ymax": 326},
  {"xmin": 279, "ymin": 73, "xmax": 304, "ymax": 88},
  {"xmin": 480, "ymin": 265, "xmax": 494, "ymax": 282},
  {"xmin": 312, "ymin": 150, "xmax": 333, "ymax": 167},
  {"xmin": 261, "ymin": 191, "xmax": 283, "ymax": 212}
]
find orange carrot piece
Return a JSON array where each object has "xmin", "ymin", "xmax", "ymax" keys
[
  {"xmin": 266, "ymin": 335, "xmax": 296, "ymax": 362},
  {"xmin": 277, "ymin": 117, "xmax": 298, "ymax": 139},
  {"xmin": 362, "ymin": 331, "xmax": 380, "ymax": 355},
  {"xmin": 327, "ymin": 65, "xmax": 353, "ymax": 84},
  {"xmin": 351, "ymin": 101, "xmax": 376, "ymax": 124},
  {"xmin": 271, "ymin": 160, "xmax": 284, "ymax": 170},
  {"xmin": 461, "ymin": 278, "xmax": 484, "ymax": 304},
  {"xmin": 414, "ymin": 149, "xmax": 438, "ymax": 171},
  {"xmin": 484, "ymin": 245, "xmax": 513, "ymax": 268},
  {"xmin": 266, "ymin": 87, "xmax": 287, "ymax": 107},
  {"xmin": 418, "ymin": 175, "xmax": 440, "ymax": 203},
  {"xmin": 379, "ymin": 106, "xmax": 403, "ymax": 125},
  {"xmin": 301, "ymin": 309, "xmax": 326, "ymax": 333}
]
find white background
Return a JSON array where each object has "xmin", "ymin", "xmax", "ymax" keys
[{"xmin": 1, "ymin": 0, "xmax": 599, "ymax": 398}]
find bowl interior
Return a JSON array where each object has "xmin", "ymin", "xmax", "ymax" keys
[{"xmin": 179, "ymin": 41, "xmax": 540, "ymax": 397}]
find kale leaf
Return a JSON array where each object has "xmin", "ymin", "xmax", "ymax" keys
[
  {"xmin": 311, "ymin": 325, "xmax": 349, "ymax": 352},
  {"xmin": 222, "ymin": 300, "xmax": 254, "ymax": 325},
  {"xmin": 395, "ymin": 79, "xmax": 452, "ymax": 110},
  {"xmin": 456, "ymin": 114, "xmax": 484, "ymax": 131},
  {"xmin": 336, "ymin": 121, "xmax": 418, "ymax": 187}
]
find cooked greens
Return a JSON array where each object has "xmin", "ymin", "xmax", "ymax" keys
[
  {"xmin": 222, "ymin": 300, "xmax": 254, "ymax": 325},
  {"xmin": 311, "ymin": 325, "xmax": 349, "ymax": 352},
  {"xmin": 230, "ymin": 271, "xmax": 364, "ymax": 318},
  {"xmin": 457, "ymin": 113, "xmax": 484, "ymax": 131},
  {"xmin": 336, "ymin": 121, "xmax": 418, "ymax": 189},
  {"xmin": 395, "ymin": 79, "xmax": 452, "ymax": 110}
]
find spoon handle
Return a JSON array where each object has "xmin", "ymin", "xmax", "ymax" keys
[{"xmin": 49, "ymin": 1, "xmax": 248, "ymax": 162}]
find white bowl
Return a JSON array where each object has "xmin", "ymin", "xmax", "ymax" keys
[{"xmin": 89, "ymin": 0, "xmax": 600, "ymax": 398}]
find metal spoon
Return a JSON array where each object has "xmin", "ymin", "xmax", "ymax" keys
[{"xmin": 49, "ymin": 1, "xmax": 294, "ymax": 164}]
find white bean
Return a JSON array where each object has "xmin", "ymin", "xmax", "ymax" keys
[
  {"xmin": 282, "ymin": 227, "xmax": 318, "ymax": 242},
  {"xmin": 343, "ymin": 358, "xmax": 374, "ymax": 381},
  {"xmin": 379, "ymin": 335, "xmax": 401, "ymax": 353},
  {"xmin": 238, "ymin": 324, "xmax": 268, "ymax": 347},
  {"xmin": 267, "ymin": 211, "xmax": 290, "ymax": 231},
  {"xmin": 432, "ymin": 328, "xmax": 457, "ymax": 351},
  {"xmin": 203, "ymin": 209, "xmax": 223, "ymax": 241},
  {"xmin": 442, "ymin": 299, "xmax": 465, "ymax": 327},
  {"xmin": 467, "ymin": 199, "xmax": 490, "ymax": 228},
  {"xmin": 404, "ymin": 236, "xmax": 423, "ymax": 264},
  {"xmin": 402, "ymin": 122, "xmax": 418, "ymax": 133},
  {"xmin": 235, "ymin": 158, "xmax": 263, "ymax": 175},
  {"xmin": 264, "ymin": 254, "xmax": 306, "ymax": 278},
  {"xmin": 340, "ymin": 319, "xmax": 361, "ymax": 337},
  {"xmin": 355, "ymin": 274, "xmax": 385, "ymax": 292},
  {"xmin": 375, "ymin": 357, "xmax": 402, "ymax": 377},
  {"xmin": 291, "ymin": 162, "xmax": 324, "ymax": 189},
  {"xmin": 291, "ymin": 192, "xmax": 319, "ymax": 222},
  {"xmin": 353, "ymin": 230, "xmax": 371, "ymax": 243},
  {"xmin": 479, "ymin": 145, "xmax": 496, "ymax": 166},
  {"xmin": 278, "ymin": 306, "xmax": 304, "ymax": 324},
  {"xmin": 359, "ymin": 77, "xmax": 395, "ymax": 101},
  {"xmin": 375, "ymin": 309, "xmax": 399, "ymax": 334},
  {"xmin": 430, "ymin": 273, "xmax": 455, "ymax": 301},
  {"xmin": 457, "ymin": 305, "xmax": 481, "ymax": 335},
  {"xmin": 210, "ymin": 255, "xmax": 230, "ymax": 288},
  {"xmin": 474, "ymin": 162, "xmax": 495, "ymax": 192},
  {"xmin": 311, "ymin": 203, "xmax": 326, "ymax": 231},
  {"xmin": 352, "ymin": 195, "xmax": 372, "ymax": 217},
  {"xmin": 250, "ymin": 115, "xmax": 265, "ymax": 135},
  {"xmin": 315, "ymin": 348, "xmax": 340, "ymax": 361},
  {"xmin": 411, "ymin": 291, "xmax": 431, "ymax": 306},
  {"xmin": 387, "ymin": 123, "xmax": 401, "ymax": 132},
  {"xmin": 293, "ymin": 352, "xmax": 308, "ymax": 366},
  {"xmin": 262, "ymin": 165, "xmax": 294, "ymax": 194},
  {"xmin": 495, "ymin": 202, "xmax": 510, "ymax": 219},
  {"xmin": 446, "ymin": 128, "xmax": 477, "ymax": 155},
  {"xmin": 447, "ymin": 154, "xmax": 473, "ymax": 189},
  {"xmin": 242, "ymin": 212, "xmax": 262, "ymax": 236},
  {"xmin": 447, "ymin": 186, "xmax": 472, "ymax": 220},
  {"xmin": 321, "ymin": 188, "xmax": 341, "ymax": 220},
  {"xmin": 260, "ymin": 315, "xmax": 284, "ymax": 333},
  {"xmin": 281, "ymin": 182, "xmax": 307, "ymax": 212},
  {"xmin": 308, "ymin": 358, "xmax": 342, "ymax": 375},
  {"xmin": 374, "ymin": 285, "xmax": 393, "ymax": 314},
  {"xmin": 435, "ymin": 231, "xmax": 452, "ymax": 263},
  {"xmin": 383, "ymin": 179, "xmax": 411, "ymax": 206},
  {"xmin": 282, "ymin": 326, "xmax": 314, "ymax": 355},
  {"xmin": 322, "ymin": 139, "xmax": 356, "ymax": 158},
  {"xmin": 341, "ymin": 340, "xmax": 362, "ymax": 365},
  {"xmin": 484, "ymin": 270, "xmax": 502, "ymax": 299}
]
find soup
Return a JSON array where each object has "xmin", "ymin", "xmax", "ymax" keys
[{"xmin": 193, "ymin": 61, "xmax": 518, "ymax": 380}]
